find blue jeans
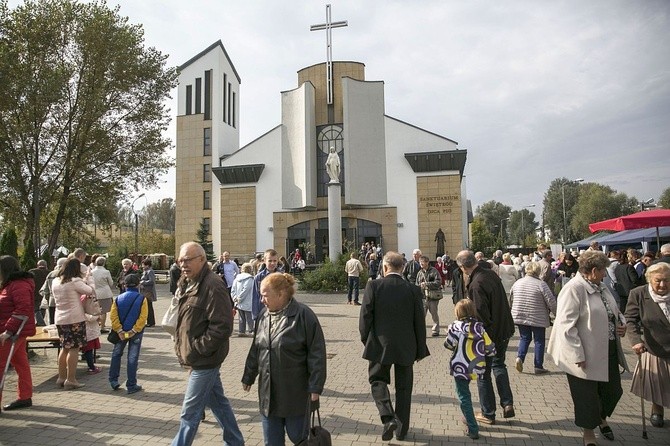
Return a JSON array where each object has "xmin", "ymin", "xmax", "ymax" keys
[
  {"xmin": 477, "ymin": 337, "xmax": 513, "ymax": 419},
  {"xmin": 109, "ymin": 332, "xmax": 143, "ymax": 388},
  {"xmin": 455, "ymin": 378, "xmax": 478, "ymax": 435},
  {"xmin": 347, "ymin": 276, "xmax": 360, "ymax": 302},
  {"xmin": 261, "ymin": 413, "xmax": 307, "ymax": 445},
  {"xmin": 171, "ymin": 366, "xmax": 244, "ymax": 446},
  {"xmin": 516, "ymin": 325, "xmax": 546, "ymax": 369}
]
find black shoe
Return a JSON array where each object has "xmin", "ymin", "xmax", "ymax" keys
[
  {"xmin": 650, "ymin": 413, "xmax": 664, "ymax": 428},
  {"xmin": 100, "ymin": 329, "xmax": 110, "ymax": 334},
  {"xmin": 3, "ymin": 398, "xmax": 32, "ymax": 411},
  {"xmin": 503, "ymin": 405, "xmax": 515, "ymax": 418},
  {"xmin": 382, "ymin": 418, "xmax": 398, "ymax": 441},
  {"xmin": 353, "ymin": 301, "xmax": 361, "ymax": 306},
  {"xmin": 598, "ymin": 424, "xmax": 614, "ymax": 441},
  {"xmin": 396, "ymin": 433, "xmax": 406, "ymax": 441}
]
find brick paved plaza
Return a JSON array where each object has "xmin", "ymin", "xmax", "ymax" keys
[{"xmin": 0, "ymin": 284, "xmax": 668, "ymax": 445}]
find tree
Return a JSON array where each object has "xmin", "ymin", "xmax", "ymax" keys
[
  {"xmin": 470, "ymin": 217, "xmax": 496, "ymax": 255},
  {"xmin": 569, "ymin": 183, "xmax": 638, "ymax": 240},
  {"xmin": 20, "ymin": 237, "xmax": 37, "ymax": 270},
  {"xmin": 508, "ymin": 209, "xmax": 538, "ymax": 249},
  {"xmin": 0, "ymin": 0, "xmax": 177, "ymax": 256},
  {"xmin": 542, "ymin": 178, "xmax": 583, "ymax": 243},
  {"xmin": 659, "ymin": 187, "xmax": 670, "ymax": 209},
  {"xmin": 0, "ymin": 227, "xmax": 18, "ymax": 258},
  {"xmin": 475, "ymin": 200, "xmax": 512, "ymax": 245},
  {"xmin": 196, "ymin": 219, "xmax": 214, "ymax": 261},
  {"xmin": 144, "ymin": 198, "xmax": 176, "ymax": 232}
]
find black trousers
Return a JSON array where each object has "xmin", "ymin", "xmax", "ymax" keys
[
  {"xmin": 368, "ymin": 361, "xmax": 413, "ymax": 436},
  {"xmin": 566, "ymin": 340, "xmax": 623, "ymax": 429},
  {"xmin": 146, "ymin": 299, "xmax": 156, "ymax": 326}
]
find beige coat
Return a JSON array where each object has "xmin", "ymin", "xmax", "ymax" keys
[{"xmin": 547, "ymin": 272, "xmax": 622, "ymax": 382}]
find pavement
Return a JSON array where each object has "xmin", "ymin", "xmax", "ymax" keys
[{"xmin": 0, "ymin": 283, "xmax": 668, "ymax": 445}]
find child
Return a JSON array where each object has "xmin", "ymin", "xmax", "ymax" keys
[
  {"xmin": 444, "ymin": 299, "xmax": 496, "ymax": 440},
  {"xmin": 81, "ymin": 294, "xmax": 102, "ymax": 374}
]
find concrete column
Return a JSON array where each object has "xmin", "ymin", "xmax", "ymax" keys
[{"xmin": 327, "ymin": 182, "xmax": 342, "ymax": 261}]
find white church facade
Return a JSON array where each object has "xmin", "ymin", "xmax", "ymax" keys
[{"xmin": 175, "ymin": 40, "xmax": 469, "ymax": 262}]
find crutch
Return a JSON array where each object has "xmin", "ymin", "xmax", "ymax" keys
[
  {"xmin": 637, "ymin": 352, "xmax": 648, "ymax": 439},
  {"xmin": 0, "ymin": 315, "xmax": 29, "ymax": 398}
]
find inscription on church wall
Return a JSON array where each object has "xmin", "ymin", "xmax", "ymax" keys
[
  {"xmin": 416, "ymin": 176, "xmax": 463, "ymax": 256},
  {"xmin": 420, "ymin": 195, "xmax": 459, "ymax": 214}
]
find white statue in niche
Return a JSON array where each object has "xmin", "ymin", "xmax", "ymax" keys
[{"xmin": 325, "ymin": 146, "xmax": 340, "ymax": 183}]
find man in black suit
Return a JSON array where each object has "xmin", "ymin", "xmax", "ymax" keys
[{"xmin": 360, "ymin": 251, "xmax": 429, "ymax": 441}]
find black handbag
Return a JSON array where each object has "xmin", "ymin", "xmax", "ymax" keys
[{"xmin": 297, "ymin": 400, "xmax": 331, "ymax": 446}]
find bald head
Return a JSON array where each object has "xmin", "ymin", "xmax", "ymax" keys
[{"xmin": 383, "ymin": 251, "xmax": 404, "ymax": 273}]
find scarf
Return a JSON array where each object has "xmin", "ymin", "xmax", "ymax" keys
[{"xmin": 649, "ymin": 285, "xmax": 670, "ymax": 323}]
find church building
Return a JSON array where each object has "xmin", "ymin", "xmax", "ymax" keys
[{"xmin": 175, "ymin": 39, "xmax": 468, "ymax": 262}]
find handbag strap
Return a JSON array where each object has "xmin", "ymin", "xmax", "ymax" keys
[{"xmin": 118, "ymin": 292, "xmax": 142, "ymax": 329}]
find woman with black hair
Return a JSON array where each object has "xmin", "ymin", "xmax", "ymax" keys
[
  {"xmin": 52, "ymin": 258, "xmax": 94, "ymax": 390},
  {"xmin": 0, "ymin": 255, "xmax": 36, "ymax": 411}
]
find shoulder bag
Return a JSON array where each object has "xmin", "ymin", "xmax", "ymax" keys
[
  {"xmin": 161, "ymin": 295, "xmax": 179, "ymax": 337},
  {"xmin": 107, "ymin": 292, "xmax": 142, "ymax": 344}
]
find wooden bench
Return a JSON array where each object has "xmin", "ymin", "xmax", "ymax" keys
[{"xmin": 26, "ymin": 331, "xmax": 61, "ymax": 356}]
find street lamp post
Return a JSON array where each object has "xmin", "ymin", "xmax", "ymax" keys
[
  {"xmin": 561, "ymin": 178, "xmax": 584, "ymax": 245},
  {"xmin": 132, "ymin": 193, "xmax": 145, "ymax": 258},
  {"xmin": 521, "ymin": 204, "xmax": 536, "ymax": 250}
]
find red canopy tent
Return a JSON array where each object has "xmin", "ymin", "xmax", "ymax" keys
[{"xmin": 589, "ymin": 209, "xmax": 670, "ymax": 249}]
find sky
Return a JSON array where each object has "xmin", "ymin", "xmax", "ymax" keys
[{"xmin": 9, "ymin": 0, "xmax": 670, "ymax": 216}]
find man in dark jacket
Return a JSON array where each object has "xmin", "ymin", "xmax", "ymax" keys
[
  {"xmin": 360, "ymin": 251, "xmax": 429, "ymax": 441},
  {"xmin": 29, "ymin": 260, "xmax": 49, "ymax": 326},
  {"xmin": 171, "ymin": 242, "xmax": 244, "ymax": 446},
  {"xmin": 457, "ymin": 250, "xmax": 515, "ymax": 425}
]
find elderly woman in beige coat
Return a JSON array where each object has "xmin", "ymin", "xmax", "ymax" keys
[{"xmin": 548, "ymin": 250, "xmax": 627, "ymax": 446}]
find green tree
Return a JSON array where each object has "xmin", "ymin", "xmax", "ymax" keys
[
  {"xmin": 569, "ymin": 183, "xmax": 638, "ymax": 240},
  {"xmin": 0, "ymin": 0, "xmax": 177, "ymax": 257},
  {"xmin": 508, "ymin": 209, "xmax": 538, "ymax": 248},
  {"xmin": 542, "ymin": 178, "xmax": 583, "ymax": 243},
  {"xmin": 0, "ymin": 227, "xmax": 19, "ymax": 258},
  {"xmin": 475, "ymin": 201, "xmax": 511, "ymax": 246},
  {"xmin": 196, "ymin": 219, "xmax": 214, "ymax": 261},
  {"xmin": 659, "ymin": 187, "xmax": 670, "ymax": 209},
  {"xmin": 144, "ymin": 198, "xmax": 176, "ymax": 232},
  {"xmin": 20, "ymin": 237, "xmax": 37, "ymax": 270},
  {"xmin": 470, "ymin": 217, "xmax": 496, "ymax": 255}
]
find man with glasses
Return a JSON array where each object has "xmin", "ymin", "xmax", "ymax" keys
[{"xmin": 171, "ymin": 242, "xmax": 244, "ymax": 446}]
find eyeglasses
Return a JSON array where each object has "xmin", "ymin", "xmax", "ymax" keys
[{"xmin": 178, "ymin": 255, "xmax": 203, "ymax": 265}]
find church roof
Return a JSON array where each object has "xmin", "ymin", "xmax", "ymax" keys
[
  {"xmin": 179, "ymin": 40, "xmax": 241, "ymax": 83},
  {"xmin": 404, "ymin": 150, "xmax": 467, "ymax": 178},
  {"xmin": 212, "ymin": 164, "xmax": 265, "ymax": 184}
]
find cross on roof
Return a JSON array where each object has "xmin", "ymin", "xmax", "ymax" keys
[{"xmin": 310, "ymin": 4, "xmax": 348, "ymax": 105}]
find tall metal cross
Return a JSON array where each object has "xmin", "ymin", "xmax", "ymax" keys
[{"xmin": 310, "ymin": 4, "xmax": 348, "ymax": 105}]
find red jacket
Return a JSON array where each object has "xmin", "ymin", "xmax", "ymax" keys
[{"xmin": 0, "ymin": 275, "xmax": 37, "ymax": 337}]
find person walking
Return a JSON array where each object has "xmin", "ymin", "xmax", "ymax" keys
[
  {"xmin": 171, "ymin": 242, "xmax": 244, "ymax": 446},
  {"xmin": 109, "ymin": 274, "xmax": 147, "ymax": 394},
  {"xmin": 230, "ymin": 263, "xmax": 254, "ymax": 336},
  {"xmin": 415, "ymin": 255, "xmax": 442, "ymax": 336},
  {"xmin": 360, "ymin": 251, "xmax": 429, "ymax": 441},
  {"xmin": 28, "ymin": 260, "xmax": 49, "ymax": 327},
  {"xmin": 456, "ymin": 250, "xmax": 516, "ymax": 425},
  {"xmin": 91, "ymin": 256, "xmax": 115, "ymax": 333},
  {"xmin": 345, "ymin": 252, "xmax": 364, "ymax": 305},
  {"xmin": 139, "ymin": 259, "xmax": 157, "ymax": 327}
]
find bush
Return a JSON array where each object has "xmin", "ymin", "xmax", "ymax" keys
[
  {"xmin": 20, "ymin": 238, "xmax": 37, "ymax": 270},
  {"xmin": 299, "ymin": 252, "xmax": 368, "ymax": 292}
]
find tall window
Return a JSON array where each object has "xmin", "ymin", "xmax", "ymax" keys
[
  {"xmin": 223, "ymin": 73, "xmax": 227, "ymax": 123},
  {"xmin": 203, "ymin": 190, "xmax": 211, "ymax": 210},
  {"xmin": 202, "ymin": 217, "xmax": 211, "ymax": 235},
  {"xmin": 316, "ymin": 124, "xmax": 345, "ymax": 197},
  {"xmin": 203, "ymin": 164, "xmax": 211, "ymax": 182},
  {"xmin": 204, "ymin": 70, "xmax": 212, "ymax": 120},
  {"xmin": 185, "ymin": 85, "xmax": 192, "ymax": 115},
  {"xmin": 227, "ymin": 83, "xmax": 232, "ymax": 125},
  {"xmin": 195, "ymin": 77, "xmax": 202, "ymax": 114},
  {"xmin": 203, "ymin": 128, "xmax": 211, "ymax": 156},
  {"xmin": 232, "ymin": 92, "xmax": 236, "ymax": 128}
]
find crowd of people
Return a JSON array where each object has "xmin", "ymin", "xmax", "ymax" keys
[{"xmin": 1, "ymin": 240, "xmax": 669, "ymax": 446}]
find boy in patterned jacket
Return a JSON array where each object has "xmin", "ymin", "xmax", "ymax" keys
[{"xmin": 445, "ymin": 299, "xmax": 496, "ymax": 439}]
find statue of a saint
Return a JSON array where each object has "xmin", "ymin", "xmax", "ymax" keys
[
  {"xmin": 325, "ymin": 146, "xmax": 340, "ymax": 183},
  {"xmin": 435, "ymin": 228, "xmax": 446, "ymax": 257}
]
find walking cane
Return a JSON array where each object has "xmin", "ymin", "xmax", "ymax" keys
[
  {"xmin": 637, "ymin": 352, "xmax": 648, "ymax": 439},
  {"xmin": 0, "ymin": 315, "xmax": 29, "ymax": 398}
]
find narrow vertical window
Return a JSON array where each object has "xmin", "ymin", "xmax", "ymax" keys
[
  {"xmin": 203, "ymin": 217, "xmax": 211, "ymax": 235},
  {"xmin": 203, "ymin": 128, "xmax": 211, "ymax": 156},
  {"xmin": 203, "ymin": 190, "xmax": 211, "ymax": 210},
  {"xmin": 185, "ymin": 85, "xmax": 192, "ymax": 115},
  {"xmin": 223, "ymin": 73, "xmax": 227, "ymax": 123},
  {"xmin": 227, "ymin": 83, "xmax": 232, "ymax": 125},
  {"xmin": 203, "ymin": 164, "xmax": 211, "ymax": 182},
  {"xmin": 195, "ymin": 77, "xmax": 202, "ymax": 114},
  {"xmin": 204, "ymin": 70, "xmax": 212, "ymax": 120},
  {"xmin": 232, "ymin": 92, "xmax": 236, "ymax": 128}
]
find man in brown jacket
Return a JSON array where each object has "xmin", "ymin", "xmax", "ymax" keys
[{"xmin": 171, "ymin": 242, "xmax": 244, "ymax": 446}]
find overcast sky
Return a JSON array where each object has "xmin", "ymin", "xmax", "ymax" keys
[{"xmin": 11, "ymin": 0, "xmax": 670, "ymax": 217}]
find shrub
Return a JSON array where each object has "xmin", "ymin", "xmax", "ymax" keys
[{"xmin": 299, "ymin": 252, "xmax": 368, "ymax": 292}]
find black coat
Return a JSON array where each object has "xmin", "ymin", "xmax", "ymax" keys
[
  {"xmin": 614, "ymin": 263, "xmax": 643, "ymax": 298},
  {"xmin": 359, "ymin": 274, "xmax": 430, "ymax": 366},
  {"xmin": 242, "ymin": 298, "xmax": 326, "ymax": 417},
  {"xmin": 466, "ymin": 266, "xmax": 515, "ymax": 345},
  {"xmin": 625, "ymin": 285, "xmax": 670, "ymax": 358}
]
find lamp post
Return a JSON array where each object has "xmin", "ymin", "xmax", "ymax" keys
[
  {"xmin": 132, "ymin": 193, "xmax": 145, "ymax": 258},
  {"xmin": 561, "ymin": 178, "xmax": 584, "ymax": 245},
  {"xmin": 521, "ymin": 204, "xmax": 535, "ymax": 249}
]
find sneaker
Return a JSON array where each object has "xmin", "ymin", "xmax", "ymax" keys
[
  {"xmin": 515, "ymin": 357, "xmax": 523, "ymax": 373},
  {"xmin": 110, "ymin": 380, "xmax": 121, "ymax": 391},
  {"xmin": 465, "ymin": 428, "xmax": 480, "ymax": 440},
  {"xmin": 475, "ymin": 413, "xmax": 495, "ymax": 425},
  {"xmin": 87, "ymin": 367, "xmax": 102, "ymax": 375},
  {"xmin": 503, "ymin": 405, "xmax": 515, "ymax": 418},
  {"xmin": 534, "ymin": 368, "xmax": 549, "ymax": 375},
  {"xmin": 127, "ymin": 385, "xmax": 143, "ymax": 394}
]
